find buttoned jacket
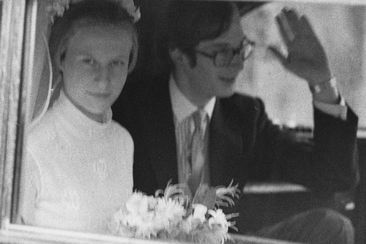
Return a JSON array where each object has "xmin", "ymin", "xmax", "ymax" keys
[{"xmin": 113, "ymin": 72, "xmax": 359, "ymax": 196}]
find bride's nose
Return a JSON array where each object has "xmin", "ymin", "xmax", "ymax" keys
[{"xmin": 94, "ymin": 66, "xmax": 111, "ymax": 88}]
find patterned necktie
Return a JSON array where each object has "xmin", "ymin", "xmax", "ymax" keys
[{"xmin": 188, "ymin": 109, "xmax": 208, "ymax": 195}]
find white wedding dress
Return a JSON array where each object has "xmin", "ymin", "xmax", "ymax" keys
[{"xmin": 20, "ymin": 91, "xmax": 133, "ymax": 234}]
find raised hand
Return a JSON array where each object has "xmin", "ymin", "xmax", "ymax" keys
[{"xmin": 269, "ymin": 8, "xmax": 332, "ymax": 87}]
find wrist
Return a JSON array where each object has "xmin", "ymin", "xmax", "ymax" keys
[
  {"xmin": 310, "ymin": 77, "xmax": 339, "ymax": 104},
  {"xmin": 309, "ymin": 77, "xmax": 336, "ymax": 93}
]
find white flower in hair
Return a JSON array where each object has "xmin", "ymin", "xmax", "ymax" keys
[
  {"xmin": 119, "ymin": 0, "xmax": 141, "ymax": 23},
  {"xmin": 46, "ymin": 0, "xmax": 70, "ymax": 23}
]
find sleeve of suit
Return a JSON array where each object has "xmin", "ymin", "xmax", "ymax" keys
[{"xmin": 253, "ymin": 98, "xmax": 359, "ymax": 195}]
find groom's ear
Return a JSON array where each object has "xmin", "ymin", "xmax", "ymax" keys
[{"xmin": 169, "ymin": 48, "xmax": 189, "ymax": 67}]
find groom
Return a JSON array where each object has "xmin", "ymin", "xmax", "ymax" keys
[{"xmin": 114, "ymin": 1, "xmax": 359, "ymax": 243}]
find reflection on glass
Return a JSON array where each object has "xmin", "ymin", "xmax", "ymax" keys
[
  {"xmin": 238, "ymin": 2, "xmax": 366, "ymax": 128},
  {"xmin": 15, "ymin": 0, "xmax": 366, "ymax": 241}
]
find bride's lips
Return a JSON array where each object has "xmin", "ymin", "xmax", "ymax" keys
[{"xmin": 87, "ymin": 91, "xmax": 111, "ymax": 98}]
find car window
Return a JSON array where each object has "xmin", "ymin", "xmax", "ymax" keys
[
  {"xmin": 239, "ymin": 2, "xmax": 366, "ymax": 128},
  {"xmin": 0, "ymin": 1, "xmax": 365, "ymax": 244}
]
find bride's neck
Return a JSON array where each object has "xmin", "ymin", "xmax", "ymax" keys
[{"xmin": 63, "ymin": 90, "xmax": 108, "ymax": 123}]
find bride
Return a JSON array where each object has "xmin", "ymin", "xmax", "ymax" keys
[{"xmin": 19, "ymin": 0, "xmax": 138, "ymax": 234}]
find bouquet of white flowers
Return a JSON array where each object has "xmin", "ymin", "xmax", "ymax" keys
[{"xmin": 109, "ymin": 181, "xmax": 240, "ymax": 244}]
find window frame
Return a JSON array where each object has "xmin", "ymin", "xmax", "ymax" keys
[{"xmin": 0, "ymin": 0, "xmax": 27, "ymax": 230}]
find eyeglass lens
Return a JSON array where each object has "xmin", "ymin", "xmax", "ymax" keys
[{"xmin": 215, "ymin": 40, "xmax": 254, "ymax": 67}]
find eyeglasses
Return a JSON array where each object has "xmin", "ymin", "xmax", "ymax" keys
[{"xmin": 195, "ymin": 37, "xmax": 255, "ymax": 67}]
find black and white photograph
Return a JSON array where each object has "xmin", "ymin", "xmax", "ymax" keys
[{"xmin": 0, "ymin": 0, "xmax": 365, "ymax": 243}]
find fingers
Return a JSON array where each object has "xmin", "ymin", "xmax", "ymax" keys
[
  {"xmin": 268, "ymin": 46, "xmax": 288, "ymax": 66},
  {"xmin": 276, "ymin": 13, "xmax": 295, "ymax": 45},
  {"xmin": 299, "ymin": 15, "xmax": 316, "ymax": 37},
  {"xmin": 276, "ymin": 8, "xmax": 300, "ymax": 45},
  {"xmin": 276, "ymin": 8, "xmax": 318, "ymax": 45},
  {"xmin": 284, "ymin": 8, "xmax": 300, "ymax": 31}
]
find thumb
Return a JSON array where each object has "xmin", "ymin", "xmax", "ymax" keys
[{"xmin": 268, "ymin": 45, "xmax": 288, "ymax": 66}]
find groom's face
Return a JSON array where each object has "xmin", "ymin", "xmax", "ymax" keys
[{"xmin": 182, "ymin": 9, "xmax": 245, "ymax": 100}]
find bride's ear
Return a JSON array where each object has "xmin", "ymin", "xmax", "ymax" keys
[{"xmin": 58, "ymin": 45, "xmax": 67, "ymax": 72}]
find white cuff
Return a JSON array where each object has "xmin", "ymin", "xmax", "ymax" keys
[
  {"xmin": 309, "ymin": 77, "xmax": 337, "ymax": 94},
  {"xmin": 313, "ymin": 96, "xmax": 347, "ymax": 120}
]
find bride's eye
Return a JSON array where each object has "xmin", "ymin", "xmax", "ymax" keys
[
  {"xmin": 81, "ymin": 57, "xmax": 96, "ymax": 66},
  {"xmin": 111, "ymin": 59, "xmax": 126, "ymax": 67}
]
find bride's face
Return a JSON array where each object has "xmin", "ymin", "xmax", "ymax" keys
[{"xmin": 60, "ymin": 24, "xmax": 132, "ymax": 121}]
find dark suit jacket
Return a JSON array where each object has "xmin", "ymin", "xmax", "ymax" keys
[{"xmin": 113, "ymin": 72, "xmax": 359, "ymax": 197}]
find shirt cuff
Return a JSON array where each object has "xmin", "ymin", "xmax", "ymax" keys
[{"xmin": 313, "ymin": 96, "xmax": 347, "ymax": 120}]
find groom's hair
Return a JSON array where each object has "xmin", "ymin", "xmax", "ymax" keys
[{"xmin": 162, "ymin": 1, "xmax": 236, "ymax": 68}]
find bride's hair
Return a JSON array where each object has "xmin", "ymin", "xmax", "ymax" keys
[{"xmin": 48, "ymin": 0, "xmax": 139, "ymax": 97}]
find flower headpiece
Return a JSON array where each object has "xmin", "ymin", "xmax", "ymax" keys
[
  {"xmin": 119, "ymin": 0, "xmax": 141, "ymax": 23},
  {"xmin": 46, "ymin": 0, "xmax": 70, "ymax": 23},
  {"xmin": 46, "ymin": 0, "xmax": 141, "ymax": 23}
]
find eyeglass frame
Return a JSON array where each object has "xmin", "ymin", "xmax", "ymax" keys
[{"xmin": 195, "ymin": 37, "xmax": 255, "ymax": 67}]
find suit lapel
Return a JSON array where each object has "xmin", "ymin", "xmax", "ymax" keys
[
  {"xmin": 209, "ymin": 99, "xmax": 248, "ymax": 186},
  {"xmin": 146, "ymin": 76, "xmax": 178, "ymax": 189},
  {"xmin": 144, "ymin": 77, "xmax": 253, "ymax": 189}
]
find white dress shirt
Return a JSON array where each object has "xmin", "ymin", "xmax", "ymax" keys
[{"xmin": 169, "ymin": 76, "xmax": 215, "ymax": 185}]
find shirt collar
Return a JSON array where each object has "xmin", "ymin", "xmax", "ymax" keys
[{"xmin": 169, "ymin": 75, "xmax": 216, "ymax": 123}]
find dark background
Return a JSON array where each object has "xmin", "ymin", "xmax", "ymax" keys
[{"xmin": 119, "ymin": 1, "xmax": 366, "ymax": 242}]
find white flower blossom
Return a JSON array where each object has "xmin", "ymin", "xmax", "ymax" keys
[
  {"xmin": 155, "ymin": 198, "xmax": 186, "ymax": 226},
  {"xmin": 208, "ymin": 209, "xmax": 229, "ymax": 232},
  {"xmin": 192, "ymin": 204, "xmax": 208, "ymax": 223},
  {"xmin": 125, "ymin": 192, "xmax": 156, "ymax": 215},
  {"xmin": 111, "ymin": 180, "xmax": 239, "ymax": 243}
]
